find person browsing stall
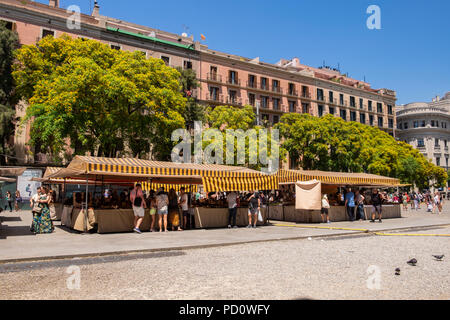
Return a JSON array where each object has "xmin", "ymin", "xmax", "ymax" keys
[{"xmin": 130, "ymin": 183, "xmax": 147, "ymax": 234}]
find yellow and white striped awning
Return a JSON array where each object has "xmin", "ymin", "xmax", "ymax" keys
[
  {"xmin": 277, "ymin": 169, "xmax": 400, "ymax": 187},
  {"xmin": 201, "ymin": 175, "xmax": 278, "ymax": 193},
  {"xmin": 141, "ymin": 182, "xmax": 198, "ymax": 193}
]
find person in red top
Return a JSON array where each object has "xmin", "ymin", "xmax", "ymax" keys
[{"xmin": 130, "ymin": 184, "xmax": 147, "ymax": 234}]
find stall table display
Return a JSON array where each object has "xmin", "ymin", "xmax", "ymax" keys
[{"xmin": 194, "ymin": 207, "xmax": 267, "ymax": 229}]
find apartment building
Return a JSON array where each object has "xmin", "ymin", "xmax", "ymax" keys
[{"xmin": 0, "ymin": 0, "xmax": 397, "ymax": 164}]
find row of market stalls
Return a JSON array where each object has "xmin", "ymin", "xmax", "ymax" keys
[{"xmin": 35, "ymin": 155, "xmax": 404, "ymax": 233}]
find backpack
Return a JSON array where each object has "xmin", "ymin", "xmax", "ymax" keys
[{"xmin": 133, "ymin": 195, "xmax": 142, "ymax": 207}]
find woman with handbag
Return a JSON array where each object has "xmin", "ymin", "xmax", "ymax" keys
[
  {"xmin": 14, "ymin": 190, "xmax": 22, "ymax": 212},
  {"xmin": 32, "ymin": 186, "xmax": 54, "ymax": 234}
]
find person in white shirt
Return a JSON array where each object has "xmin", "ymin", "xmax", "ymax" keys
[
  {"xmin": 156, "ymin": 188, "xmax": 169, "ymax": 232},
  {"xmin": 179, "ymin": 187, "xmax": 190, "ymax": 229},
  {"xmin": 321, "ymin": 194, "xmax": 331, "ymax": 224},
  {"xmin": 227, "ymin": 192, "xmax": 238, "ymax": 228}
]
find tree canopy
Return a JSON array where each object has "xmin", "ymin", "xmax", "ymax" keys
[
  {"xmin": 13, "ymin": 34, "xmax": 186, "ymax": 162},
  {"xmin": 276, "ymin": 113, "xmax": 447, "ymax": 189},
  {"xmin": 0, "ymin": 21, "xmax": 19, "ymax": 165}
]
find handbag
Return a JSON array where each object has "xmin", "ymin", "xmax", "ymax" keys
[
  {"xmin": 32, "ymin": 202, "xmax": 42, "ymax": 214},
  {"xmin": 257, "ymin": 209, "xmax": 263, "ymax": 222}
]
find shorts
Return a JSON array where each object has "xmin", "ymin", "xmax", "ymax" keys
[
  {"xmin": 149, "ymin": 208, "xmax": 157, "ymax": 215},
  {"xmin": 371, "ymin": 205, "xmax": 382, "ymax": 214},
  {"xmin": 321, "ymin": 208, "xmax": 329, "ymax": 215},
  {"xmin": 248, "ymin": 208, "xmax": 258, "ymax": 215},
  {"xmin": 133, "ymin": 206, "xmax": 145, "ymax": 217},
  {"xmin": 182, "ymin": 210, "xmax": 189, "ymax": 218},
  {"xmin": 158, "ymin": 206, "xmax": 168, "ymax": 215}
]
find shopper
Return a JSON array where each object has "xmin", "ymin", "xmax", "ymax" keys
[
  {"xmin": 433, "ymin": 191, "xmax": 442, "ymax": 214},
  {"xmin": 344, "ymin": 187, "xmax": 356, "ymax": 222},
  {"xmin": 168, "ymin": 188, "xmax": 182, "ymax": 231},
  {"xmin": 14, "ymin": 190, "xmax": 22, "ymax": 212},
  {"xmin": 30, "ymin": 187, "xmax": 41, "ymax": 233},
  {"xmin": 321, "ymin": 194, "xmax": 331, "ymax": 223},
  {"xmin": 148, "ymin": 192, "xmax": 157, "ymax": 232},
  {"xmin": 179, "ymin": 187, "xmax": 190, "ymax": 230},
  {"xmin": 355, "ymin": 189, "xmax": 365, "ymax": 221},
  {"xmin": 247, "ymin": 191, "xmax": 260, "ymax": 228},
  {"xmin": 413, "ymin": 193, "xmax": 419, "ymax": 211},
  {"xmin": 31, "ymin": 186, "xmax": 54, "ymax": 234},
  {"xmin": 156, "ymin": 187, "xmax": 169, "ymax": 232},
  {"xmin": 370, "ymin": 189, "xmax": 383, "ymax": 223},
  {"xmin": 130, "ymin": 183, "xmax": 146, "ymax": 234},
  {"xmin": 227, "ymin": 191, "xmax": 238, "ymax": 228},
  {"xmin": 5, "ymin": 191, "xmax": 12, "ymax": 212}
]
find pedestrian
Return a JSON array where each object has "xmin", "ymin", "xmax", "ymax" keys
[
  {"xmin": 147, "ymin": 191, "xmax": 157, "ymax": 232},
  {"xmin": 247, "ymin": 190, "xmax": 260, "ymax": 228},
  {"xmin": 130, "ymin": 183, "xmax": 146, "ymax": 234},
  {"xmin": 370, "ymin": 189, "xmax": 383, "ymax": 223},
  {"xmin": 433, "ymin": 191, "xmax": 442, "ymax": 214},
  {"xmin": 168, "ymin": 188, "xmax": 182, "ymax": 231},
  {"xmin": 14, "ymin": 190, "xmax": 22, "ymax": 212},
  {"xmin": 30, "ymin": 187, "xmax": 41, "ymax": 233},
  {"xmin": 413, "ymin": 193, "xmax": 419, "ymax": 211},
  {"xmin": 402, "ymin": 192, "xmax": 408, "ymax": 211},
  {"xmin": 5, "ymin": 191, "xmax": 12, "ymax": 212},
  {"xmin": 344, "ymin": 187, "xmax": 356, "ymax": 222},
  {"xmin": 321, "ymin": 194, "xmax": 330, "ymax": 224},
  {"xmin": 355, "ymin": 189, "xmax": 365, "ymax": 221},
  {"xmin": 156, "ymin": 187, "xmax": 169, "ymax": 232},
  {"xmin": 31, "ymin": 186, "xmax": 54, "ymax": 234},
  {"xmin": 48, "ymin": 189, "xmax": 57, "ymax": 220},
  {"xmin": 178, "ymin": 187, "xmax": 190, "ymax": 230},
  {"xmin": 227, "ymin": 191, "xmax": 238, "ymax": 228}
]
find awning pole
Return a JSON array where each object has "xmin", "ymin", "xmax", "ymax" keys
[{"xmin": 84, "ymin": 175, "xmax": 89, "ymax": 233}]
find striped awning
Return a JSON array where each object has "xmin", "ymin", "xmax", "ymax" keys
[
  {"xmin": 202, "ymin": 174, "xmax": 278, "ymax": 193},
  {"xmin": 141, "ymin": 182, "xmax": 198, "ymax": 193},
  {"xmin": 278, "ymin": 169, "xmax": 400, "ymax": 187}
]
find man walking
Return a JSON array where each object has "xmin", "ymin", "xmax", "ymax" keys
[
  {"xmin": 370, "ymin": 189, "xmax": 383, "ymax": 223},
  {"xmin": 130, "ymin": 183, "xmax": 146, "ymax": 234},
  {"xmin": 179, "ymin": 187, "xmax": 189, "ymax": 230},
  {"xmin": 345, "ymin": 187, "xmax": 356, "ymax": 222}
]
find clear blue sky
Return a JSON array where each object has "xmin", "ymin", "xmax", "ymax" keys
[{"xmin": 36, "ymin": 0, "xmax": 450, "ymax": 105}]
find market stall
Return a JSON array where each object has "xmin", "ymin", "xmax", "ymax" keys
[
  {"xmin": 271, "ymin": 169, "xmax": 402, "ymax": 223},
  {"xmin": 47, "ymin": 156, "xmax": 277, "ymax": 233}
]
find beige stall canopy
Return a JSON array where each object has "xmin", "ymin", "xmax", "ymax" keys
[
  {"xmin": 295, "ymin": 180, "xmax": 322, "ymax": 210},
  {"xmin": 0, "ymin": 167, "xmax": 27, "ymax": 177},
  {"xmin": 278, "ymin": 169, "xmax": 400, "ymax": 187},
  {"xmin": 0, "ymin": 176, "xmax": 16, "ymax": 182}
]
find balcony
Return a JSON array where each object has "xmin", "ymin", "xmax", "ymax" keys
[
  {"xmin": 271, "ymin": 86, "xmax": 283, "ymax": 95},
  {"xmin": 246, "ymin": 81, "xmax": 258, "ymax": 89},
  {"xmin": 301, "ymin": 92, "xmax": 311, "ymax": 99},
  {"xmin": 226, "ymin": 78, "xmax": 241, "ymax": 86},
  {"xmin": 287, "ymin": 89, "xmax": 298, "ymax": 97},
  {"xmin": 317, "ymin": 96, "xmax": 325, "ymax": 102},
  {"xmin": 206, "ymin": 73, "xmax": 222, "ymax": 83},
  {"xmin": 328, "ymin": 97, "xmax": 338, "ymax": 105},
  {"xmin": 205, "ymin": 93, "xmax": 224, "ymax": 103},
  {"xmin": 226, "ymin": 96, "xmax": 242, "ymax": 105}
]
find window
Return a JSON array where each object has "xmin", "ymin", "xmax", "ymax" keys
[
  {"xmin": 397, "ymin": 122, "xmax": 402, "ymax": 130},
  {"xmin": 436, "ymin": 157, "xmax": 441, "ymax": 166},
  {"xmin": 0, "ymin": 20, "xmax": 14, "ymax": 30},
  {"xmin": 272, "ymin": 80, "xmax": 280, "ymax": 92},
  {"xmin": 288, "ymin": 83, "xmax": 296, "ymax": 95},
  {"xmin": 248, "ymin": 93, "xmax": 256, "ymax": 106},
  {"xmin": 377, "ymin": 103, "xmax": 383, "ymax": 113},
  {"xmin": 273, "ymin": 98, "xmax": 280, "ymax": 110},
  {"xmin": 261, "ymin": 96, "xmax": 269, "ymax": 108},
  {"xmin": 329, "ymin": 106, "xmax": 335, "ymax": 115},
  {"xmin": 248, "ymin": 75, "xmax": 256, "ymax": 88},
  {"xmin": 261, "ymin": 78, "xmax": 268, "ymax": 90},
  {"xmin": 388, "ymin": 119, "xmax": 394, "ymax": 129},
  {"xmin": 418, "ymin": 139, "xmax": 425, "ymax": 147},
  {"xmin": 339, "ymin": 94, "xmax": 344, "ymax": 106},
  {"xmin": 350, "ymin": 96, "xmax": 356, "ymax": 107},
  {"xmin": 350, "ymin": 111, "xmax": 356, "ymax": 122},
  {"xmin": 360, "ymin": 113, "xmax": 366, "ymax": 124},
  {"xmin": 431, "ymin": 120, "xmax": 435, "ymax": 127},
  {"xmin": 42, "ymin": 29, "xmax": 55, "ymax": 38},
  {"xmin": 229, "ymin": 90, "xmax": 237, "ymax": 104},
  {"xmin": 340, "ymin": 109, "xmax": 347, "ymax": 120},
  {"xmin": 387, "ymin": 105, "xmax": 393, "ymax": 115},
  {"xmin": 360, "ymin": 98, "xmax": 364, "ymax": 109},
  {"xmin": 378, "ymin": 117, "xmax": 384, "ymax": 127},
  {"xmin": 414, "ymin": 121, "xmax": 419, "ymax": 128},
  {"xmin": 445, "ymin": 140, "xmax": 448, "ymax": 148},
  {"xmin": 317, "ymin": 89, "xmax": 324, "ymax": 101},
  {"xmin": 161, "ymin": 55, "xmax": 170, "ymax": 65},
  {"xmin": 301, "ymin": 86, "xmax": 309, "ymax": 97},
  {"xmin": 228, "ymin": 71, "xmax": 238, "ymax": 85},
  {"xmin": 183, "ymin": 60, "xmax": 192, "ymax": 69},
  {"xmin": 302, "ymin": 103, "xmax": 309, "ymax": 114},
  {"xmin": 420, "ymin": 120, "xmax": 426, "ymax": 127},
  {"xmin": 369, "ymin": 115, "xmax": 374, "ymax": 126},
  {"xmin": 368, "ymin": 101, "xmax": 373, "ymax": 112},
  {"xmin": 273, "ymin": 115, "xmax": 279, "ymax": 124},
  {"xmin": 403, "ymin": 122, "xmax": 408, "ymax": 129},
  {"xmin": 209, "ymin": 87, "xmax": 219, "ymax": 101},
  {"xmin": 435, "ymin": 138, "xmax": 440, "ymax": 147},
  {"xmin": 329, "ymin": 91, "xmax": 334, "ymax": 103},
  {"xmin": 289, "ymin": 101, "xmax": 296, "ymax": 113},
  {"xmin": 446, "ymin": 158, "xmax": 449, "ymax": 168},
  {"xmin": 318, "ymin": 105, "xmax": 324, "ymax": 117}
]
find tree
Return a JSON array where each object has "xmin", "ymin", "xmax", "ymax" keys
[
  {"xmin": 175, "ymin": 66, "xmax": 205, "ymax": 128},
  {"xmin": 13, "ymin": 35, "xmax": 186, "ymax": 162},
  {"xmin": 0, "ymin": 21, "xmax": 19, "ymax": 165},
  {"xmin": 276, "ymin": 113, "xmax": 448, "ymax": 189}
]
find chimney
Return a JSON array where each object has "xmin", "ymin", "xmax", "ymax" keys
[
  {"xmin": 92, "ymin": 0, "xmax": 100, "ymax": 17},
  {"xmin": 49, "ymin": 0, "xmax": 60, "ymax": 7}
]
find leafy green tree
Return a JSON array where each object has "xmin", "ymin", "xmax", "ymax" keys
[
  {"xmin": 13, "ymin": 35, "xmax": 186, "ymax": 162},
  {"xmin": 0, "ymin": 21, "xmax": 19, "ymax": 165}
]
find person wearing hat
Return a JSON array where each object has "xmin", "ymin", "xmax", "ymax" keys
[{"xmin": 130, "ymin": 183, "xmax": 147, "ymax": 233}]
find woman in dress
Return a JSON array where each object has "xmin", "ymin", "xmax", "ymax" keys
[
  {"xmin": 168, "ymin": 188, "xmax": 182, "ymax": 231},
  {"xmin": 32, "ymin": 186, "xmax": 54, "ymax": 234},
  {"xmin": 5, "ymin": 191, "xmax": 12, "ymax": 212},
  {"xmin": 14, "ymin": 190, "xmax": 22, "ymax": 211}
]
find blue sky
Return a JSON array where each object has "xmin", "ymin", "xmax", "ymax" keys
[{"xmin": 35, "ymin": 0, "xmax": 450, "ymax": 105}]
